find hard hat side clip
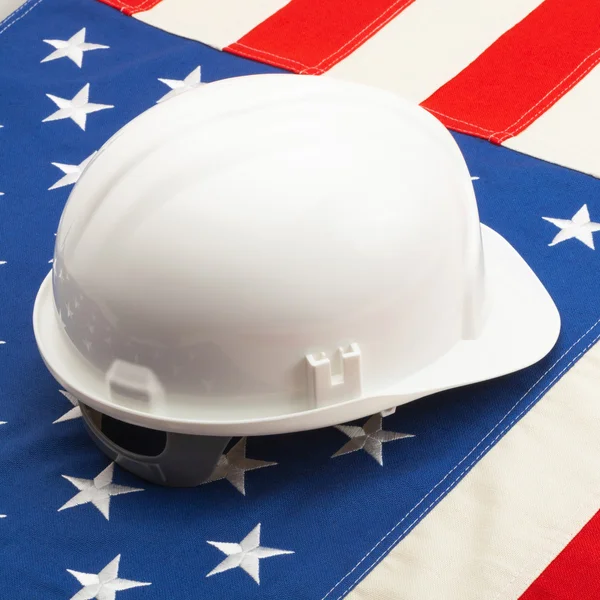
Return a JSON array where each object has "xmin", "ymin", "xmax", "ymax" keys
[{"xmin": 306, "ymin": 343, "xmax": 362, "ymax": 408}]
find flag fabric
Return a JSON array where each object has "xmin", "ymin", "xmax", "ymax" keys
[
  {"xmin": 347, "ymin": 340, "xmax": 600, "ymax": 600},
  {"xmin": 97, "ymin": 0, "xmax": 600, "ymax": 180},
  {"xmin": 0, "ymin": 0, "xmax": 600, "ymax": 599}
]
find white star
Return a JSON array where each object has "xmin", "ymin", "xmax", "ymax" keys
[
  {"xmin": 471, "ymin": 176, "xmax": 479, "ymax": 181},
  {"xmin": 157, "ymin": 66, "xmax": 203, "ymax": 103},
  {"xmin": 0, "ymin": 341, "xmax": 5, "ymax": 345},
  {"xmin": 53, "ymin": 389, "xmax": 81, "ymax": 424},
  {"xmin": 43, "ymin": 84, "xmax": 113, "ymax": 131},
  {"xmin": 59, "ymin": 463, "xmax": 143, "ymax": 520},
  {"xmin": 49, "ymin": 152, "xmax": 96, "ymax": 190},
  {"xmin": 207, "ymin": 524, "xmax": 293, "ymax": 584},
  {"xmin": 0, "ymin": 515, "xmax": 5, "ymax": 519},
  {"xmin": 203, "ymin": 438, "xmax": 277, "ymax": 495},
  {"xmin": 41, "ymin": 27, "xmax": 109, "ymax": 68},
  {"xmin": 543, "ymin": 204, "xmax": 600, "ymax": 250},
  {"xmin": 67, "ymin": 555, "xmax": 151, "ymax": 600},
  {"xmin": 332, "ymin": 414, "xmax": 414, "ymax": 466},
  {"xmin": 0, "ymin": 261, "xmax": 5, "ymax": 265}
]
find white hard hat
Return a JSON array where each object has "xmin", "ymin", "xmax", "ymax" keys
[{"xmin": 33, "ymin": 73, "xmax": 560, "ymax": 486}]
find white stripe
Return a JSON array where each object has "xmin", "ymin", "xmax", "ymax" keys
[
  {"xmin": 347, "ymin": 338, "xmax": 600, "ymax": 600},
  {"xmin": 503, "ymin": 62, "xmax": 600, "ymax": 179},
  {"xmin": 135, "ymin": 0, "xmax": 291, "ymax": 50},
  {"xmin": 327, "ymin": 0, "xmax": 544, "ymax": 103}
]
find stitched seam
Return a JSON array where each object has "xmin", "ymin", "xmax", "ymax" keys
[
  {"xmin": 231, "ymin": 0, "xmax": 414, "ymax": 75},
  {"xmin": 139, "ymin": 0, "xmax": 162, "ymax": 12},
  {"xmin": 423, "ymin": 107, "xmax": 497, "ymax": 135},
  {"xmin": 493, "ymin": 46, "xmax": 600, "ymax": 142},
  {"xmin": 106, "ymin": 0, "xmax": 135, "ymax": 11},
  {"xmin": 111, "ymin": 0, "xmax": 159, "ymax": 13},
  {"xmin": 300, "ymin": 0, "xmax": 413, "ymax": 73},
  {"xmin": 428, "ymin": 46, "xmax": 600, "ymax": 144},
  {"xmin": 491, "ymin": 490, "xmax": 600, "ymax": 600},
  {"xmin": 131, "ymin": 0, "xmax": 162, "ymax": 12},
  {"xmin": 320, "ymin": 316, "xmax": 600, "ymax": 600},
  {"xmin": 0, "ymin": 0, "xmax": 34, "ymax": 29},
  {"xmin": 231, "ymin": 42, "xmax": 311, "ymax": 70},
  {"xmin": 499, "ymin": 47, "xmax": 600, "ymax": 137},
  {"xmin": 0, "ymin": 0, "xmax": 44, "ymax": 37},
  {"xmin": 332, "ymin": 327, "xmax": 600, "ymax": 600},
  {"xmin": 227, "ymin": 45, "xmax": 308, "ymax": 72},
  {"xmin": 114, "ymin": 0, "xmax": 157, "ymax": 12},
  {"xmin": 301, "ymin": 4, "xmax": 406, "ymax": 75}
]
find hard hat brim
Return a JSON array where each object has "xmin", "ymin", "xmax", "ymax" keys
[
  {"xmin": 33, "ymin": 224, "xmax": 559, "ymax": 436},
  {"xmin": 380, "ymin": 224, "xmax": 561, "ymax": 398}
]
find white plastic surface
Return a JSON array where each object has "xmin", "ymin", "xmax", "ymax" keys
[
  {"xmin": 33, "ymin": 74, "xmax": 560, "ymax": 435},
  {"xmin": 306, "ymin": 344, "xmax": 363, "ymax": 407}
]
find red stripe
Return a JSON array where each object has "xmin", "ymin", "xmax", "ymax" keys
[
  {"xmin": 421, "ymin": 0, "xmax": 600, "ymax": 143},
  {"xmin": 97, "ymin": 0, "xmax": 161, "ymax": 16},
  {"xmin": 225, "ymin": 0, "xmax": 416, "ymax": 75},
  {"xmin": 519, "ymin": 509, "xmax": 600, "ymax": 600}
]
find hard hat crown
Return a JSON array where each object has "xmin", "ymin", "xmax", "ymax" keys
[{"xmin": 51, "ymin": 74, "xmax": 485, "ymax": 421}]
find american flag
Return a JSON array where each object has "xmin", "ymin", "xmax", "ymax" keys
[
  {"xmin": 0, "ymin": 0, "xmax": 599, "ymax": 598},
  {"xmin": 99, "ymin": 0, "xmax": 600, "ymax": 180}
]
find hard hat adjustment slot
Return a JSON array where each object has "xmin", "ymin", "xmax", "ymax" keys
[
  {"xmin": 306, "ymin": 343, "xmax": 362, "ymax": 407},
  {"xmin": 101, "ymin": 413, "xmax": 168, "ymax": 457}
]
